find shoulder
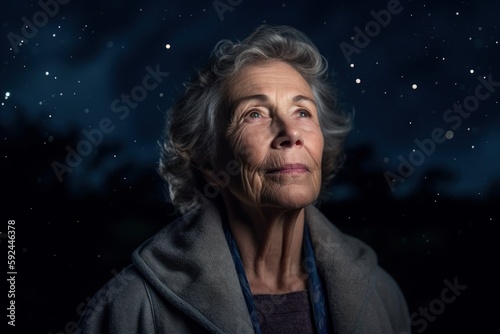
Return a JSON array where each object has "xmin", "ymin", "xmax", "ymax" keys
[{"xmin": 75, "ymin": 266, "xmax": 156, "ymax": 333}]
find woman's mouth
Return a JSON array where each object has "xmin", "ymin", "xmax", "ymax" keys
[{"xmin": 266, "ymin": 164, "xmax": 309, "ymax": 174}]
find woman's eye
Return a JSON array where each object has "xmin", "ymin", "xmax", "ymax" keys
[
  {"xmin": 248, "ymin": 111, "xmax": 261, "ymax": 118},
  {"xmin": 298, "ymin": 109, "xmax": 310, "ymax": 117}
]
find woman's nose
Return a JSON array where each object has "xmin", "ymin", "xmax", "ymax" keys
[{"xmin": 271, "ymin": 118, "xmax": 304, "ymax": 149}]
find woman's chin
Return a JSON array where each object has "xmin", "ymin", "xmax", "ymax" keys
[{"xmin": 261, "ymin": 187, "xmax": 319, "ymax": 210}]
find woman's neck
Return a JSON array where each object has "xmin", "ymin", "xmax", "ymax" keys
[{"xmin": 222, "ymin": 196, "xmax": 308, "ymax": 295}]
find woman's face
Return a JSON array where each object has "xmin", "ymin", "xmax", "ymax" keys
[{"xmin": 215, "ymin": 60, "xmax": 324, "ymax": 210}]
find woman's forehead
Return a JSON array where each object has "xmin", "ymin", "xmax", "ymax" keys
[{"xmin": 228, "ymin": 61, "xmax": 314, "ymax": 101}]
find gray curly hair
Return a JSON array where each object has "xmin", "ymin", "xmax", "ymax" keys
[{"xmin": 159, "ymin": 25, "xmax": 352, "ymax": 213}]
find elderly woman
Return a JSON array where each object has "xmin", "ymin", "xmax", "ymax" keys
[{"xmin": 77, "ymin": 25, "xmax": 410, "ymax": 333}]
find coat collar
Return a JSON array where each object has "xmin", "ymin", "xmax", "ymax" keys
[
  {"xmin": 132, "ymin": 199, "xmax": 254, "ymax": 333},
  {"xmin": 306, "ymin": 205, "xmax": 378, "ymax": 333}
]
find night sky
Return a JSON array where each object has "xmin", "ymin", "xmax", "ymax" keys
[{"xmin": 1, "ymin": 0, "xmax": 499, "ymax": 333}]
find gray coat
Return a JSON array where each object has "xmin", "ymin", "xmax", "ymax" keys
[{"xmin": 76, "ymin": 201, "xmax": 410, "ymax": 333}]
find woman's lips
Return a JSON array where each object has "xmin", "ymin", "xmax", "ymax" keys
[{"xmin": 266, "ymin": 164, "xmax": 309, "ymax": 174}]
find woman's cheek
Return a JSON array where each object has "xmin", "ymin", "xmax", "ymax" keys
[
  {"xmin": 228, "ymin": 122, "xmax": 267, "ymax": 160},
  {"xmin": 227, "ymin": 126, "xmax": 251, "ymax": 161}
]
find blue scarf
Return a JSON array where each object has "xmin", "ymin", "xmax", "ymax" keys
[{"xmin": 223, "ymin": 219, "xmax": 332, "ymax": 334}]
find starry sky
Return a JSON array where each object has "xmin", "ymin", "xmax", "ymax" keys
[
  {"xmin": 2, "ymin": 0, "xmax": 499, "ymax": 200},
  {"xmin": 1, "ymin": 0, "xmax": 499, "ymax": 333}
]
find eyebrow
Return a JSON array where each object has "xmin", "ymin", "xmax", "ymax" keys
[
  {"xmin": 293, "ymin": 95, "xmax": 317, "ymax": 106},
  {"xmin": 232, "ymin": 94, "xmax": 317, "ymax": 110}
]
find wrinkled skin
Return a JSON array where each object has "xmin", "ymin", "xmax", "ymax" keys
[{"xmin": 213, "ymin": 60, "xmax": 324, "ymax": 211}]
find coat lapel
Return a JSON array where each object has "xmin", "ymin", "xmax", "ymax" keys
[{"xmin": 306, "ymin": 205, "xmax": 377, "ymax": 334}]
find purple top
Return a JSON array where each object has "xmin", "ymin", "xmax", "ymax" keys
[{"xmin": 253, "ymin": 290, "xmax": 314, "ymax": 334}]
